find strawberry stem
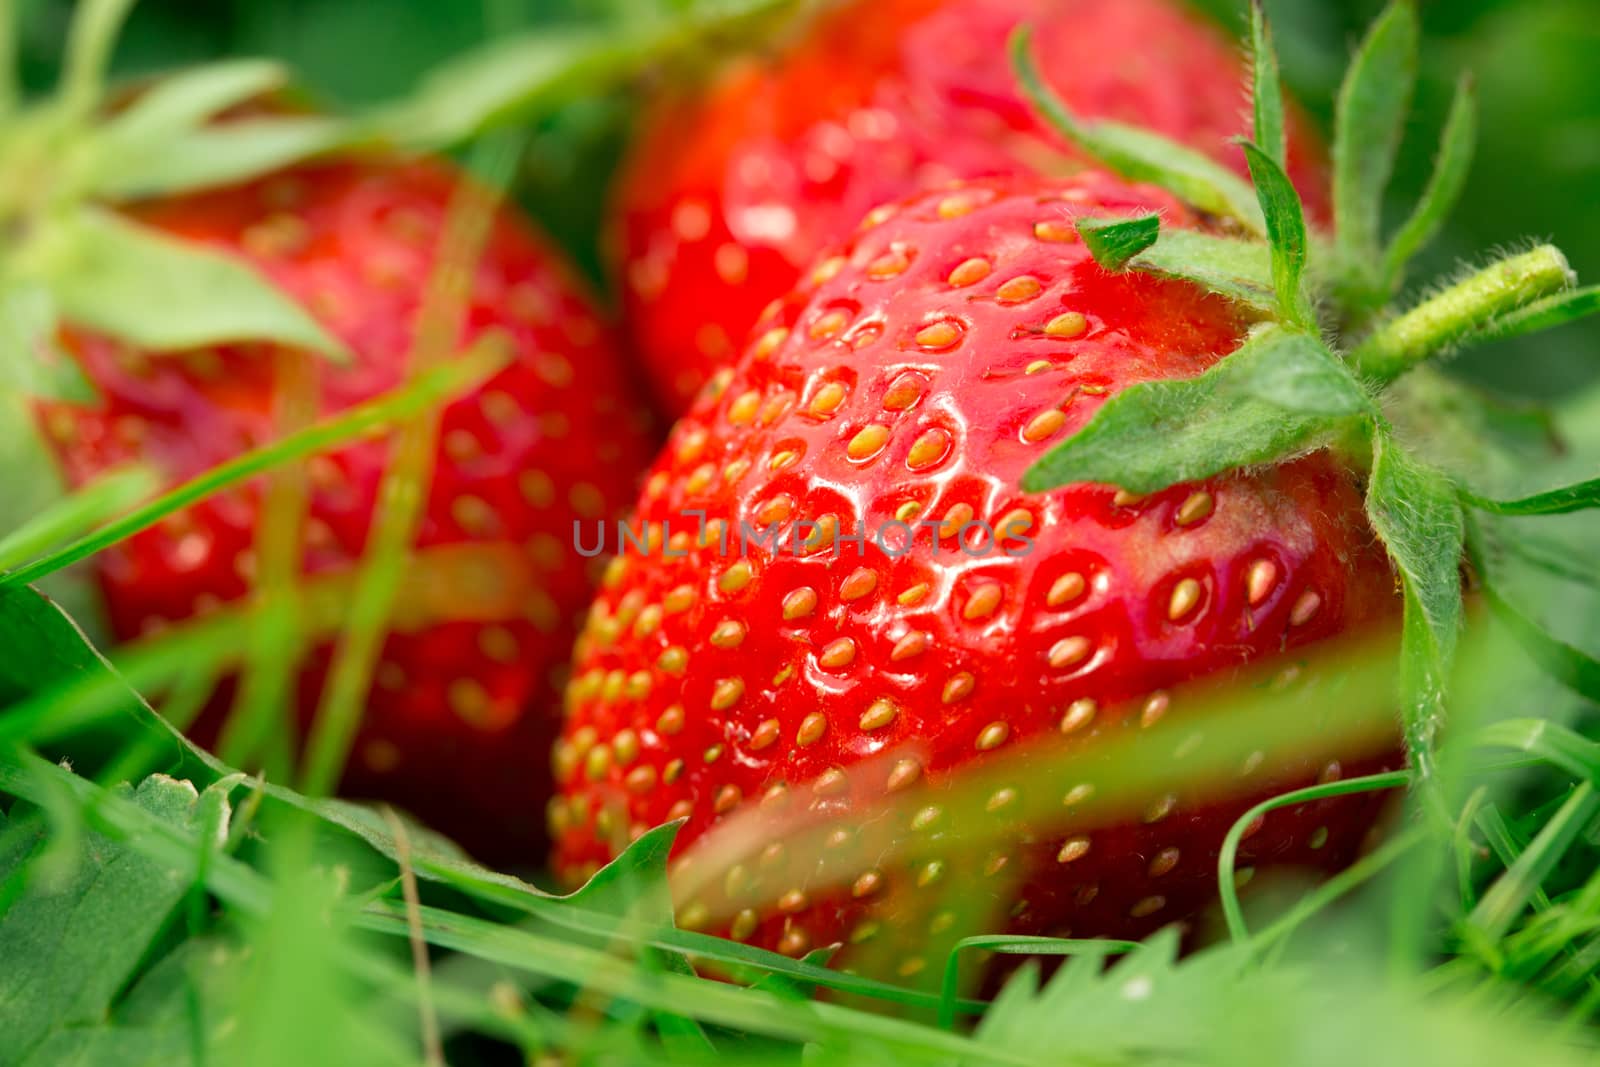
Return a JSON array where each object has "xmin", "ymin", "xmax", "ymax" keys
[{"xmin": 1350, "ymin": 245, "xmax": 1574, "ymax": 381}]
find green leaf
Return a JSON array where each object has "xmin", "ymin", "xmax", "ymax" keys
[
  {"xmin": 1382, "ymin": 74, "xmax": 1477, "ymax": 289},
  {"xmin": 1477, "ymin": 582, "xmax": 1600, "ymax": 704},
  {"xmin": 0, "ymin": 773, "xmax": 227, "ymax": 1062},
  {"xmin": 18, "ymin": 936, "xmax": 247, "ymax": 1066},
  {"xmin": 1009, "ymin": 27, "xmax": 1265, "ymax": 233},
  {"xmin": 1364, "ymin": 433, "xmax": 1464, "ymax": 779},
  {"xmin": 31, "ymin": 209, "xmax": 350, "ymax": 362},
  {"xmin": 977, "ymin": 932, "xmax": 1265, "ymax": 1061},
  {"xmin": 1077, "ymin": 214, "xmax": 1160, "ymax": 269},
  {"xmin": 1333, "ymin": 1, "xmax": 1419, "ymax": 272},
  {"xmin": 1469, "ymin": 285, "xmax": 1600, "ymax": 346},
  {"xmin": 90, "ymin": 117, "xmax": 352, "ymax": 202},
  {"xmin": 1020, "ymin": 328, "xmax": 1365, "ymax": 494},
  {"xmin": 0, "ymin": 584, "xmax": 136, "ymax": 712},
  {"xmin": 750, "ymin": 946, "xmax": 838, "ymax": 1000},
  {"xmin": 939, "ymin": 936, "xmax": 1137, "ymax": 1030},
  {"xmin": 58, "ymin": 0, "xmax": 138, "ymax": 123},
  {"xmin": 566, "ymin": 819, "xmax": 680, "ymax": 924},
  {"xmin": 1239, "ymin": 140, "xmax": 1313, "ymax": 328},
  {"xmin": 377, "ymin": 26, "xmax": 623, "ymax": 148},
  {"xmin": 1077, "ymin": 216, "xmax": 1277, "ymax": 312},
  {"xmin": 1463, "ymin": 477, "xmax": 1600, "ymax": 516},
  {"xmin": 0, "ymin": 285, "xmax": 96, "ymax": 402},
  {"xmin": 96, "ymin": 58, "xmax": 287, "ymax": 144},
  {"xmin": 1248, "ymin": 0, "xmax": 1285, "ymax": 167}
]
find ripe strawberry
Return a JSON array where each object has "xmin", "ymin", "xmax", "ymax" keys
[
  {"xmin": 37, "ymin": 157, "xmax": 655, "ymax": 859},
  {"xmin": 552, "ymin": 171, "xmax": 1399, "ymax": 969},
  {"xmin": 616, "ymin": 0, "xmax": 1330, "ymax": 415}
]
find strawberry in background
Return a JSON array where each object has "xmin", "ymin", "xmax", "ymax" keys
[
  {"xmin": 34, "ymin": 155, "xmax": 656, "ymax": 859},
  {"xmin": 615, "ymin": 0, "xmax": 1330, "ymax": 414}
]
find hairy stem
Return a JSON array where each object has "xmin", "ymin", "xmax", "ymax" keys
[{"xmin": 1350, "ymin": 245, "xmax": 1574, "ymax": 381}]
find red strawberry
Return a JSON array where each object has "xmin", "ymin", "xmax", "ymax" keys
[
  {"xmin": 37, "ymin": 157, "xmax": 655, "ymax": 859},
  {"xmin": 552, "ymin": 171, "xmax": 1399, "ymax": 969},
  {"xmin": 616, "ymin": 0, "xmax": 1330, "ymax": 415}
]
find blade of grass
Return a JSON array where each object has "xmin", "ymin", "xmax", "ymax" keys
[
  {"xmin": 1467, "ymin": 781, "xmax": 1600, "ymax": 944},
  {"xmin": 1217, "ymin": 771, "xmax": 1412, "ymax": 942},
  {"xmin": 0, "ymin": 465, "xmax": 156, "ymax": 574},
  {"xmin": 217, "ymin": 351, "xmax": 318, "ymax": 774},
  {"xmin": 299, "ymin": 135, "xmax": 521, "ymax": 798}
]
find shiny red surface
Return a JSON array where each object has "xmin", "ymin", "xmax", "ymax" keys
[
  {"xmin": 555, "ymin": 173, "xmax": 1398, "ymax": 970},
  {"xmin": 616, "ymin": 0, "xmax": 1332, "ymax": 414}
]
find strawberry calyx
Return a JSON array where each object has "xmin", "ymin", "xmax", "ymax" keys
[{"xmin": 1009, "ymin": 2, "xmax": 1600, "ymax": 784}]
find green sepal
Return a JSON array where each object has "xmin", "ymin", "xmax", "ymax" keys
[
  {"xmin": 374, "ymin": 26, "xmax": 628, "ymax": 149},
  {"xmin": 1382, "ymin": 74, "xmax": 1477, "ymax": 291},
  {"xmin": 1076, "ymin": 214, "xmax": 1160, "ymax": 269},
  {"xmin": 57, "ymin": 0, "xmax": 139, "ymax": 125},
  {"xmin": 1021, "ymin": 327, "xmax": 1368, "ymax": 494},
  {"xmin": 1077, "ymin": 213, "xmax": 1279, "ymax": 312},
  {"xmin": 1364, "ymin": 430, "xmax": 1464, "ymax": 781},
  {"xmin": 1248, "ymin": 0, "xmax": 1286, "ymax": 168},
  {"xmin": 0, "ymin": 284, "xmax": 96, "ymax": 403},
  {"xmin": 94, "ymin": 58, "xmax": 289, "ymax": 146},
  {"xmin": 92, "ymin": 116, "xmax": 353, "ymax": 201},
  {"xmin": 1010, "ymin": 26, "xmax": 1265, "ymax": 234},
  {"xmin": 80, "ymin": 57, "xmax": 355, "ymax": 201},
  {"xmin": 26, "ymin": 208, "xmax": 351, "ymax": 363},
  {"xmin": 1332, "ymin": 0, "xmax": 1419, "ymax": 293},
  {"xmin": 1238, "ymin": 139, "xmax": 1313, "ymax": 328}
]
